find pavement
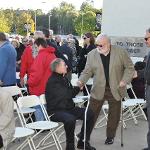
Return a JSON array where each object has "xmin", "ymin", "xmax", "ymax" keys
[{"xmin": 7, "ymin": 116, "xmax": 148, "ymax": 150}]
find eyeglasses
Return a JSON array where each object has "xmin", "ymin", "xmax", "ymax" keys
[
  {"xmin": 96, "ymin": 44, "xmax": 103, "ymax": 47},
  {"xmin": 144, "ymin": 37, "xmax": 150, "ymax": 41},
  {"xmin": 82, "ymin": 36, "xmax": 89, "ymax": 40}
]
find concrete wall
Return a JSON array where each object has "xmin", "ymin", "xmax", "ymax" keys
[{"xmin": 102, "ymin": 0, "xmax": 150, "ymax": 37}]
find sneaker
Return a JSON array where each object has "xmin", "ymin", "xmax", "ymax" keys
[
  {"xmin": 77, "ymin": 140, "xmax": 96, "ymax": 150},
  {"xmin": 105, "ymin": 137, "xmax": 114, "ymax": 145}
]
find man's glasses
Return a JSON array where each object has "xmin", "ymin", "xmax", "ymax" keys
[
  {"xmin": 96, "ymin": 44, "xmax": 103, "ymax": 47},
  {"xmin": 144, "ymin": 37, "xmax": 150, "ymax": 41}
]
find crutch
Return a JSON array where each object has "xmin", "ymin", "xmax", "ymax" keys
[
  {"xmin": 84, "ymin": 84, "xmax": 91, "ymax": 150},
  {"xmin": 121, "ymin": 98, "xmax": 124, "ymax": 147}
]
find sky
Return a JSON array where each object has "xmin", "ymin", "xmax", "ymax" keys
[{"xmin": 0, "ymin": 0, "xmax": 103, "ymax": 11}]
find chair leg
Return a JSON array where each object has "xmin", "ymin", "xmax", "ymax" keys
[{"xmin": 129, "ymin": 107, "xmax": 138, "ymax": 124}]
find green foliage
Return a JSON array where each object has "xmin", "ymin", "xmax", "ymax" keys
[
  {"xmin": 0, "ymin": 10, "xmax": 11, "ymax": 33},
  {"xmin": 0, "ymin": 1, "xmax": 101, "ymax": 36}
]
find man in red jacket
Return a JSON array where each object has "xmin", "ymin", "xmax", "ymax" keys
[{"xmin": 28, "ymin": 38, "xmax": 56, "ymax": 121}]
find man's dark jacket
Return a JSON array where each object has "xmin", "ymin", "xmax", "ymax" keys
[{"xmin": 45, "ymin": 72, "xmax": 80, "ymax": 115}]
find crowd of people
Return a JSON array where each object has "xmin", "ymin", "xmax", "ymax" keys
[{"xmin": 0, "ymin": 27, "xmax": 150, "ymax": 150}]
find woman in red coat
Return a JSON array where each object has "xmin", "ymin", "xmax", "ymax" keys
[
  {"xmin": 19, "ymin": 31, "xmax": 44, "ymax": 87},
  {"xmin": 28, "ymin": 38, "xmax": 56, "ymax": 121}
]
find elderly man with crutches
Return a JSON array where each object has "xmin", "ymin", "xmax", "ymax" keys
[{"xmin": 78, "ymin": 34, "xmax": 135, "ymax": 147}]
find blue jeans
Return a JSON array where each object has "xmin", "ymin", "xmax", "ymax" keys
[{"xmin": 33, "ymin": 105, "xmax": 46, "ymax": 121}]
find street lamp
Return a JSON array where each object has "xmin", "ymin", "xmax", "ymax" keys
[
  {"xmin": 42, "ymin": 1, "xmax": 51, "ymax": 30},
  {"xmin": 81, "ymin": 12, "xmax": 84, "ymax": 37},
  {"xmin": 34, "ymin": 10, "xmax": 37, "ymax": 31},
  {"xmin": 48, "ymin": 13, "xmax": 52, "ymax": 30}
]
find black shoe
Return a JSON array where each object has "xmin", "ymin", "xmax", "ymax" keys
[
  {"xmin": 105, "ymin": 137, "xmax": 114, "ymax": 145},
  {"xmin": 142, "ymin": 148, "xmax": 149, "ymax": 150},
  {"xmin": 77, "ymin": 140, "xmax": 96, "ymax": 150},
  {"xmin": 66, "ymin": 143, "xmax": 75, "ymax": 150}
]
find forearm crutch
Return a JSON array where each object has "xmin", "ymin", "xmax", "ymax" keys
[{"xmin": 84, "ymin": 84, "xmax": 90, "ymax": 150}]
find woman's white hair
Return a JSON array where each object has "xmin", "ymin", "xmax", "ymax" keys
[{"xmin": 95, "ymin": 33, "xmax": 111, "ymax": 44}]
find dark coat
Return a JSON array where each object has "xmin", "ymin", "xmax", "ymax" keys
[
  {"xmin": 144, "ymin": 52, "xmax": 150, "ymax": 85},
  {"xmin": 45, "ymin": 72, "xmax": 80, "ymax": 115},
  {"xmin": 58, "ymin": 44, "xmax": 73, "ymax": 71},
  {"xmin": 78, "ymin": 44, "xmax": 96, "ymax": 75},
  {"xmin": 46, "ymin": 39, "xmax": 71, "ymax": 71}
]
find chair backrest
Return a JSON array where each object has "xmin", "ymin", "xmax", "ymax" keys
[
  {"xmin": 130, "ymin": 57, "xmax": 144, "ymax": 64},
  {"xmin": 17, "ymin": 95, "xmax": 40, "ymax": 108},
  {"xmin": 86, "ymin": 78, "xmax": 93, "ymax": 85},
  {"xmin": 71, "ymin": 78, "xmax": 78, "ymax": 86},
  {"xmin": 2, "ymin": 86, "xmax": 23, "ymax": 97},
  {"xmin": 126, "ymin": 83, "xmax": 137, "ymax": 99},
  {"xmin": 39, "ymin": 94, "xmax": 50, "ymax": 121}
]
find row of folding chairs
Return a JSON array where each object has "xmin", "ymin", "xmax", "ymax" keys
[{"xmin": 2, "ymin": 86, "xmax": 63, "ymax": 150}]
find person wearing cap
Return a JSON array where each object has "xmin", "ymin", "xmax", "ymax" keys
[{"xmin": 78, "ymin": 34, "xmax": 135, "ymax": 145}]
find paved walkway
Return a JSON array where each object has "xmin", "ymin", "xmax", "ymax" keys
[{"xmin": 8, "ymin": 117, "xmax": 148, "ymax": 150}]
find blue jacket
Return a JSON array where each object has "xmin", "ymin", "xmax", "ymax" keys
[{"xmin": 0, "ymin": 41, "xmax": 17, "ymax": 86}]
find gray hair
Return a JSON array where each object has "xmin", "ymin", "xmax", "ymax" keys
[
  {"xmin": 50, "ymin": 58, "xmax": 64, "ymax": 72},
  {"xmin": 96, "ymin": 33, "xmax": 111, "ymax": 44},
  {"xmin": 34, "ymin": 31, "xmax": 44, "ymax": 40}
]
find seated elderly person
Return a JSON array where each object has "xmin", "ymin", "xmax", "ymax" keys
[
  {"xmin": 0, "ymin": 88, "xmax": 15, "ymax": 149},
  {"xmin": 45, "ymin": 58, "xmax": 96, "ymax": 150}
]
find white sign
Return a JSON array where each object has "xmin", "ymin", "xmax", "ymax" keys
[{"xmin": 111, "ymin": 36, "xmax": 149, "ymax": 57}]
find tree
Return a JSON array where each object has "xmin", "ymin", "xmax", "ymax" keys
[
  {"xmin": 74, "ymin": 2, "xmax": 101, "ymax": 36},
  {"xmin": 16, "ymin": 11, "xmax": 35, "ymax": 35},
  {"xmin": 50, "ymin": 2, "xmax": 77, "ymax": 34},
  {"xmin": 74, "ymin": 10, "xmax": 96, "ymax": 35},
  {"xmin": 0, "ymin": 10, "xmax": 10, "ymax": 33}
]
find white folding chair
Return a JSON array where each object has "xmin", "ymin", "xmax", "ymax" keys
[
  {"xmin": 13, "ymin": 101, "xmax": 36, "ymax": 150},
  {"xmin": 97, "ymin": 83, "xmax": 147, "ymax": 129},
  {"xmin": 39, "ymin": 94, "xmax": 63, "ymax": 149},
  {"xmin": 17, "ymin": 95, "xmax": 62, "ymax": 150},
  {"xmin": 123, "ymin": 84, "xmax": 147, "ymax": 122},
  {"xmin": 2, "ymin": 86, "xmax": 36, "ymax": 123},
  {"xmin": 71, "ymin": 77, "xmax": 92, "ymax": 107}
]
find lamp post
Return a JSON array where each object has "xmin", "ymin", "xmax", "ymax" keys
[
  {"xmin": 34, "ymin": 10, "xmax": 37, "ymax": 31},
  {"xmin": 42, "ymin": 1, "xmax": 51, "ymax": 30},
  {"xmin": 48, "ymin": 13, "xmax": 52, "ymax": 30},
  {"xmin": 81, "ymin": 12, "xmax": 84, "ymax": 37}
]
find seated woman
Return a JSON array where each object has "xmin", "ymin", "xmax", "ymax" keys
[
  {"xmin": 45, "ymin": 58, "xmax": 96, "ymax": 150},
  {"xmin": 0, "ymin": 88, "xmax": 15, "ymax": 149}
]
